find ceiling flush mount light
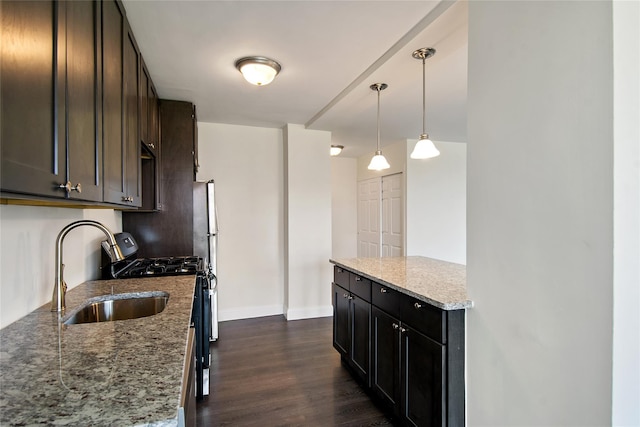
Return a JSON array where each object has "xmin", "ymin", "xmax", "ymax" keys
[
  {"xmin": 410, "ymin": 47, "xmax": 440, "ymax": 159},
  {"xmin": 330, "ymin": 145, "xmax": 344, "ymax": 156},
  {"xmin": 235, "ymin": 56, "xmax": 281, "ymax": 86},
  {"xmin": 368, "ymin": 83, "xmax": 391, "ymax": 171}
]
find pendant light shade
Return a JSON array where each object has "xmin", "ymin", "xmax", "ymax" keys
[
  {"xmin": 368, "ymin": 83, "xmax": 391, "ymax": 171},
  {"xmin": 410, "ymin": 47, "xmax": 440, "ymax": 159},
  {"xmin": 235, "ymin": 56, "xmax": 281, "ymax": 86}
]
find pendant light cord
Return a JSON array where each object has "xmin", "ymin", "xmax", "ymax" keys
[
  {"xmin": 376, "ymin": 86, "xmax": 381, "ymax": 151},
  {"xmin": 422, "ymin": 57, "xmax": 426, "ymax": 135}
]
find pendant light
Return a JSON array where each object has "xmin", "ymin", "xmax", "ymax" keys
[
  {"xmin": 410, "ymin": 47, "xmax": 440, "ymax": 159},
  {"xmin": 368, "ymin": 83, "xmax": 391, "ymax": 171}
]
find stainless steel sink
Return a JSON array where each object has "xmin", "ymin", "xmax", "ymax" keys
[{"xmin": 63, "ymin": 292, "xmax": 169, "ymax": 325}]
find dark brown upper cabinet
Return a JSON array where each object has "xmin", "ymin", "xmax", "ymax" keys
[
  {"xmin": 1, "ymin": 0, "xmax": 102, "ymax": 202},
  {"xmin": 101, "ymin": 0, "xmax": 140, "ymax": 207}
]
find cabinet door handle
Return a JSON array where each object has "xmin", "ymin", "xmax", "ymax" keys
[
  {"xmin": 348, "ymin": 295, "xmax": 354, "ymax": 300},
  {"xmin": 355, "ymin": 276, "xmax": 362, "ymax": 281},
  {"xmin": 121, "ymin": 196, "xmax": 134, "ymax": 203},
  {"xmin": 342, "ymin": 293, "xmax": 349, "ymax": 299},
  {"xmin": 57, "ymin": 181, "xmax": 81, "ymax": 195},
  {"xmin": 380, "ymin": 288, "xmax": 387, "ymax": 294},
  {"xmin": 392, "ymin": 323, "xmax": 399, "ymax": 330},
  {"xmin": 414, "ymin": 302, "xmax": 423, "ymax": 309},
  {"xmin": 400, "ymin": 327, "xmax": 407, "ymax": 333}
]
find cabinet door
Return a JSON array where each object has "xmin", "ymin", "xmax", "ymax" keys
[
  {"xmin": 1, "ymin": 0, "xmax": 66, "ymax": 197},
  {"xmin": 102, "ymin": 0, "xmax": 139, "ymax": 207},
  {"xmin": 401, "ymin": 327, "xmax": 446, "ymax": 427},
  {"xmin": 371, "ymin": 306, "xmax": 400, "ymax": 414},
  {"xmin": 101, "ymin": 0, "xmax": 125, "ymax": 205},
  {"xmin": 65, "ymin": 0, "xmax": 101, "ymax": 201},
  {"xmin": 123, "ymin": 22, "xmax": 140, "ymax": 206},
  {"xmin": 139, "ymin": 58, "xmax": 149, "ymax": 148},
  {"xmin": 332, "ymin": 283, "xmax": 350, "ymax": 357},
  {"xmin": 349, "ymin": 294, "xmax": 370, "ymax": 385}
]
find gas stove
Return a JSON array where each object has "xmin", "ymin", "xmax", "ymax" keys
[{"xmin": 112, "ymin": 256, "xmax": 202, "ymax": 278}]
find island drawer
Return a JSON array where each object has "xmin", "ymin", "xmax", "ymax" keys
[
  {"xmin": 371, "ymin": 283, "xmax": 401, "ymax": 319},
  {"xmin": 401, "ymin": 295, "xmax": 446, "ymax": 344},
  {"xmin": 349, "ymin": 274, "xmax": 371, "ymax": 302},
  {"xmin": 333, "ymin": 266, "xmax": 350, "ymax": 289}
]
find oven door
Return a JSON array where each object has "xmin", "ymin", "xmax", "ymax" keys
[{"xmin": 192, "ymin": 272, "xmax": 211, "ymax": 399}]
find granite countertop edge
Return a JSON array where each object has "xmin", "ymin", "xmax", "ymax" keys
[{"xmin": 330, "ymin": 256, "xmax": 472, "ymax": 310}]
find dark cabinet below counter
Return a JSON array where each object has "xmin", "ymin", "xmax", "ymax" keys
[{"xmin": 331, "ymin": 263, "xmax": 466, "ymax": 427}]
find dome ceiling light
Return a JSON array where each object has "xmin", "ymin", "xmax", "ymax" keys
[
  {"xmin": 410, "ymin": 47, "xmax": 440, "ymax": 159},
  {"xmin": 235, "ymin": 56, "xmax": 281, "ymax": 86},
  {"xmin": 330, "ymin": 145, "xmax": 344, "ymax": 156}
]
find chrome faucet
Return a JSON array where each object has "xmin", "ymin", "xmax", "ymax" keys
[{"xmin": 51, "ymin": 220, "xmax": 125, "ymax": 313}]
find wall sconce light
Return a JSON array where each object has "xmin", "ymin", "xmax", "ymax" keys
[
  {"xmin": 367, "ymin": 83, "xmax": 391, "ymax": 171},
  {"xmin": 235, "ymin": 56, "xmax": 281, "ymax": 86},
  {"xmin": 330, "ymin": 145, "xmax": 344, "ymax": 156},
  {"xmin": 410, "ymin": 47, "xmax": 440, "ymax": 159}
]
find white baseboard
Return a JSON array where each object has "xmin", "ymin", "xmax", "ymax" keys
[
  {"xmin": 218, "ymin": 305, "xmax": 284, "ymax": 322},
  {"xmin": 285, "ymin": 305, "xmax": 333, "ymax": 321}
]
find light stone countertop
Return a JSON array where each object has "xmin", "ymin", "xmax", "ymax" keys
[
  {"xmin": 0, "ymin": 275, "xmax": 196, "ymax": 426},
  {"xmin": 330, "ymin": 256, "xmax": 472, "ymax": 310}
]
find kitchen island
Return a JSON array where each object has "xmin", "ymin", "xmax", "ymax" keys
[
  {"xmin": 330, "ymin": 256, "xmax": 471, "ymax": 310},
  {"xmin": 330, "ymin": 256, "xmax": 470, "ymax": 427},
  {"xmin": 0, "ymin": 275, "xmax": 195, "ymax": 426}
]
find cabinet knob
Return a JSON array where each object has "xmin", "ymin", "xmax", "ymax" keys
[
  {"xmin": 380, "ymin": 288, "xmax": 388, "ymax": 294},
  {"xmin": 414, "ymin": 302, "xmax": 423, "ymax": 309},
  {"xmin": 392, "ymin": 323, "xmax": 399, "ymax": 330},
  {"xmin": 122, "ymin": 196, "xmax": 134, "ymax": 203},
  {"xmin": 348, "ymin": 295, "xmax": 354, "ymax": 300},
  {"xmin": 400, "ymin": 327, "xmax": 407, "ymax": 333},
  {"xmin": 337, "ymin": 268, "xmax": 343, "ymax": 273},
  {"xmin": 149, "ymin": 143, "xmax": 155, "ymax": 149},
  {"xmin": 343, "ymin": 293, "xmax": 349, "ymax": 299},
  {"xmin": 355, "ymin": 276, "xmax": 362, "ymax": 281}
]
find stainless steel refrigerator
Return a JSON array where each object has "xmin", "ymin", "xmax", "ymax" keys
[{"xmin": 193, "ymin": 180, "xmax": 219, "ymax": 342}]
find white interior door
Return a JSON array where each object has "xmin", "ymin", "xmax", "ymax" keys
[
  {"xmin": 358, "ymin": 174, "xmax": 404, "ymax": 258},
  {"xmin": 382, "ymin": 173, "xmax": 404, "ymax": 257},
  {"xmin": 357, "ymin": 178, "xmax": 380, "ymax": 257}
]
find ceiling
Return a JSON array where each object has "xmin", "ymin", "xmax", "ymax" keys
[{"xmin": 122, "ymin": 0, "xmax": 468, "ymax": 159}]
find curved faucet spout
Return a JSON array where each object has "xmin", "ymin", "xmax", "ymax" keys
[{"xmin": 51, "ymin": 220, "xmax": 124, "ymax": 313}]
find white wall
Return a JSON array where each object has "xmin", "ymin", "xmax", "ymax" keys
[
  {"xmin": 331, "ymin": 157, "xmax": 358, "ymax": 259},
  {"xmin": 406, "ymin": 140, "xmax": 466, "ymax": 264},
  {"xmin": 467, "ymin": 2, "xmax": 614, "ymax": 425},
  {"xmin": 612, "ymin": 1, "xmax": 640, "ymax": 424},
  {"xmin": 197, "ymin": 122, "xmax": 285, "ymax": 321},
  {"xmin": 0, "ymin": 206, "xmax": 121, "ymax": 328},
  {"xmin": 283, "ymin": 124, "xmax": 333, "ymax": 320}
]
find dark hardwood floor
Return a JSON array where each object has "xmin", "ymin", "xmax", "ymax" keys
[{"xmin": 196, "ymin": 315, "xmax": 394, "ymax": 426}]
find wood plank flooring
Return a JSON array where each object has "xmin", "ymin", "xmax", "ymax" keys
[{"xmin": 196, "ymin": 315, "xmax": 394, "ymax": 426}]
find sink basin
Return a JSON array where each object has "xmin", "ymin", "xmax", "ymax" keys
[{"xmin": 63, "ymin": 291, "xmax": 169, "ymax": 325}]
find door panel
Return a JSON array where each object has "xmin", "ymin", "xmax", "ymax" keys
[
  {"xmin": 382, "ymin": 173, "xmax": 404, "ymax": 257},
  {"xmin": 358, "ymin": 178, "xmax": 380, "ymax": 257},
  {"xmin": 332, "ymin": 284, "xmax": 350, "ymax": 356},
  {"xmin": 371, "ymin": 307, "xmax": 399, "ymax": 412},
  {"xmin": 402, "ymin": 327, "xmax": 445, "ymax": 427},
  {"xmin": 350, "ymin": 294, "xmax": 370, "ymax": 385}
]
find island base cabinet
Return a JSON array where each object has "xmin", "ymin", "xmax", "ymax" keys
[
  {"xmin": 402, "ymin": 328, "xmax": 445, "ymax": 427},
  {"xmin": 332, "ymin": 283, "xmax": 371, "ymax": 386}
]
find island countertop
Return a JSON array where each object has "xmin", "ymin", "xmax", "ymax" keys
[
  {"xmin": 0, "ymin": 275, "xmax": 195, "ymax": 426},
  {"xmin": 330, "ymin": 256, "xmax": 472, "ymax": 310}
]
